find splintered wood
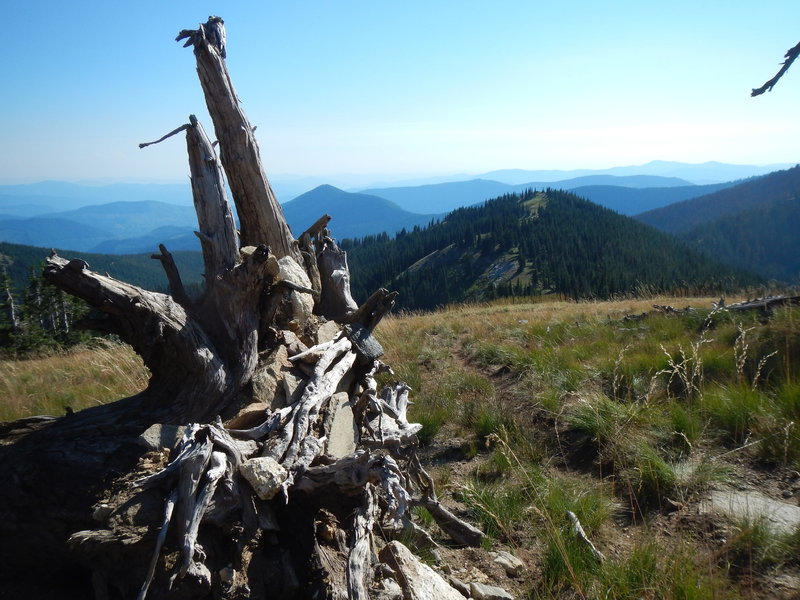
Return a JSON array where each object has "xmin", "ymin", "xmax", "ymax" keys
[
  {"xmin": 3, "ymin": 15, "xmax": 487, "ymax": 600},
  {"xmin": 122, "ymin": 327, "xmax": 482, "ymax": 599}
]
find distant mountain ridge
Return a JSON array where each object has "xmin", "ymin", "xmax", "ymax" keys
[
  {"xmin": 0, "ymin": 161, "xmax": 793, "ymax": 256},
  {"xmin": 359, "ymin": 174, "xmax": 696, "ymax": 215},
  {"xmin": 480, "ymin": 160, "xmax": 793, "ymax": 186},
  {"xmin": 0, "ymin": 201, "xmax": 198, "ymax": 253},
  {"xmin": 281, "ymin": 185, "xmax": 441, "ymax": 241},
  {"xmin": 0, "ymin": 218, "xmax": 112, "ymax": 252},
  {"xmin": 571, "ymin": 181, "xmax": 740, "ymax": 216}
]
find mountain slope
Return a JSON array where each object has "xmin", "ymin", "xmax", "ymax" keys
[
  {"xmin": 90, "ymin": 226, "xmax": 199, "ymax": 254},
  {"xmin": 47, "ymin": 201, "xmax": 197, "ymax": 238},
  {"xmin": 281, "ymin": 185, "xmax": 440, "ymax": 240},
  {"xmin": 0, "ymin": 218, "xmax": 112, "ymax": 252},
  {"xmin": 358, "ymin": 179, "xmax": 511, "ymax": 214},
  {"xmin": 0, "ymin": 241, "xmax": 204, "ymax": 295},
  {"xmin": 0, "ymin": 201, "xmax": 199, "ymax": 252},
  {"xmin": 635, "ymin": 165, "xmax": 800, "ymax": 233},
  {"xmin": 572, "ymin": 181, "xmax": 738, "ymax": 215},
  {"xmin": 344, "ymin": 190, "xmax": 757, "ymax": 310},
  {"xmin": 0, "ymin": 181, "xmax": 191, "ymax": 212},
  {"xmin": 681, "ymin": 195, "xmax": 800, "ymax": 282}
]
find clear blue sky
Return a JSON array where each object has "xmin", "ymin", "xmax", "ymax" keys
[{"xmin": 2, "ymin": 1, "xmax": 799, "ymax": 184}]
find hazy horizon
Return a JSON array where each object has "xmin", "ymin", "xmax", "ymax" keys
[
  {"xmin": 3, "ymin": 2, "xmax": 800, "ymax": 183},
  {"xmin": 0, "ymin": 158, "xmax": 794, "ymax": 188}
]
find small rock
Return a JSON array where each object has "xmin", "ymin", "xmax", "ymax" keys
[
  {"xmin": 233, "ymin": 439, "xmax": 259, "ymax": 458},
  {"xmin": 316, "ymin": 319, "xmax": 341, "ymax": 344},
  {"xmin": 282, "ymin": 330, "xmax": 309, "ymax": 355},
  {"xmin": 277, "ymin": 256, "xmax": 314, "ymax": 328},
  {"xmin": 447, "ymin": 576, "xmax": 471, "ymax": 598},
  {"xmin": 225, "ymin": 402, "xmax": 269, "ymax": 429},
  {"xmin": 379, "ymin": 541, "xmax": 464, "ymax": 600},
  {"xmin": 283, "ymin": 370, "xmax": 305, "ymax": 405},
  {"xmin": 492, "ymin": 550, "xmax": 525, "ymax": 577},
  {"xmin": 470, "ymin": 581, "xmax": 514, "ymax": 600},
  {"xmin": 251, "ymin": 345, "xmax": 291, "ymax": 409},
  {"xmin": 91, "ymin": 503, "xmax": 113, "ymax": 523},
  {"xmin": 374, "ymin": 578, "xmax": 403, "ymax": 600},
  {"xmin": 324, "ymin": 387, "xmax": 358, "ymax": 452},
  {"xmin": 783, "ymin": 489, "xmax": 794, "ymax": 499},
  {"xmin": 138, "ymin": 424, "xmax": 185, "ymax": 451},
  {"xmin": 239, "ymin": 457, "xmax": 288, "ymax": 500},
  {"xmin": 702, "ymin": 488, "xmax": 800, "ymax": 534}
]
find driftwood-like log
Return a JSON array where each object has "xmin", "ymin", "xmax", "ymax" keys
[
  {"xmin": 566, "ymin": 510, "xmax": 605, "ymax": 563},
  {"xmin": 303, "ymin": 214, "xmax": 333, "ymax": 239},
  {"xmin": 184, "ymin": 114, "xmax": 239, "ymax": 277},
  {"xmin": 416, "ymin": 498, "xmax": 485, "ymax": 548},
  {"xmin": 346, "ymin": 288, "xmax": 399, "ymax": 331},
  {"xmin": 177, "ymin": 18, "xmax": 301, "ymax": 262},
  {"xmin": 150, "ymin": 244, "xmax": 192, "ymax": 309},
  {"xmin": 725, "ymin": 295, "xmax": 800, "ymax": 313},
  {"xmin": 0, "ymin": 15, "xmax": 489, "ymax": 600},
  {"xmin": 317, "ymin": 236, "xmax": 359, "ymax": 321},
  {"xmin": 347, "ymin": 486, "xmax": 376, "ymax": 600}
]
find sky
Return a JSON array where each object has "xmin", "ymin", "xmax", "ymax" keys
[{"xmin": 2, "ymin": 1, "xmax": 800, "ymax": 185}]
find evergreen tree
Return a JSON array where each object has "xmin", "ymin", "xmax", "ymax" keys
[{"xmin": 2, "ymin": 264, "xmax": 91, "ymax": 355}]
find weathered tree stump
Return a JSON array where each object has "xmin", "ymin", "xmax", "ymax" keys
[{"xmin": 0, "ymin": 16, "xmax": 482, "ymax": 599}]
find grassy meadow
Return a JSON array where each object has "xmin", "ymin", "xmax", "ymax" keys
[
  {"xmin": 0, "ymin": 341, "xmax": 149, "ymax": 421},
  {"xmin": 375, "ymin": 296, "xmax": 800, "ymax": 599},
  {"xmin": 2, "ymin": 295, "xmax": 799, "ymax": 598}
]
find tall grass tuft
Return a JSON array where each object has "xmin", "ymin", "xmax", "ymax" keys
[{"xmin": 0, "ymin": 340, "xmax": 149, "ymax": 421}]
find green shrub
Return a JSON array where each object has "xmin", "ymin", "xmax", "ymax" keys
[{"xmin": 702, "ymin": 384, "xmax": 766, "ymax": 445}]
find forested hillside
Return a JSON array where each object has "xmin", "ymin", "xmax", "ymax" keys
[
  {"xmin": 635, "ymin": 165, "xmax": 800, "ymax": 233},
  {"xmin": 681, "ymin": 195, "xmax": 800, "ymax": 282},
  {"xmin": 344, "ymin": 189, "xmax": 758, "ymax": 310},
  {"xmin": 633, "ymin": 166, "xmax": 800, "ymax": 283},
  {"xmin": 571, "ymin": 180, "xmax": 736, "ymax": 215}
]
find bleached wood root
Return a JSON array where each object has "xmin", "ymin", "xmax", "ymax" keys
[
  {"xmin": 417, "ymin": 498, "xmax": 485, "ymax": 547},
  {"xmin": 566, "ymin": 510, "xmax": 605, "ymax": 563},
  {"xmin": 346, "ymin": 287, "xmax": 398, "ymax": 331},
  {"xmin": 136, "ymin": 489, "xmax": 177, "ymax": 600},
  {"xmin": 347, "ymin": 486, "xmax": 376, "ymax": 600},
  {"xmin": 177, "ymin": 18, "xmax": 300, "ymax": 261},
  {"xmin": 317, "ymin": 237, "xmax": 359, "ymax": 321}
]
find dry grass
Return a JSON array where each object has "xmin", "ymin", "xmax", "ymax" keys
[
  {"xmin": 3, "ymin": 294, "xmax": 797, "ymax": 598},
  {"xmin": 0, "ymin": 341, "xmax": 149, "ymax": 421},
  {"xmin": 377, "ymin": 295, "xmax": 800, "ymax": 599}
]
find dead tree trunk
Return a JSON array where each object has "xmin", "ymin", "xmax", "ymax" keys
[{"xmin": 0, "ymin": 16, "xmax": 482, "ymax": 600}]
